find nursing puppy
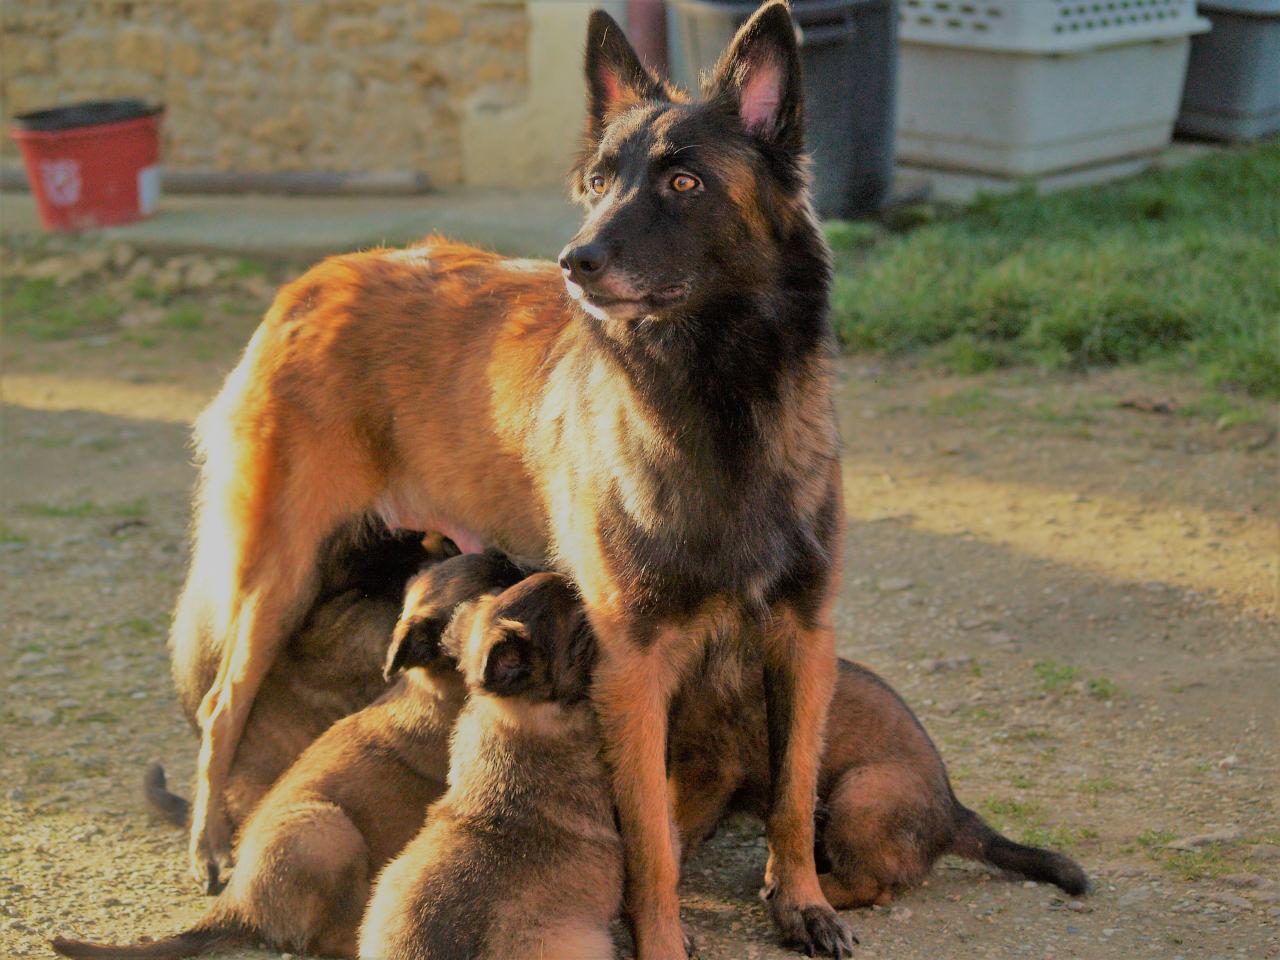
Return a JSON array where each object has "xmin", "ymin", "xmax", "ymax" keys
[
  {"xmin": 669, "ymin": 655, "xmax": 1090, "ymax": 907},
  {"xmin": 361, "ymin": 572, "xmax": 622, "ymax": 960},
  {"xmin": 147, "ymin": 528, "xmax": 452, "ymax": 832},
  {"xmin": 53, "ymin": 553, "xmax": 523, "ymax": 960}
]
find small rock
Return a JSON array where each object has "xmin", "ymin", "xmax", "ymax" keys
[
  {"xmin": 1117, "ymin": 888, "xmax": 1151, "ymax": 907},
  {"xmin": 8, "ymin": 788, "xmax": 27, "ymax": 803},
  {"xmin": 1063, "ymin": 899, "xmax": 1092, "ymax": 913},
  {"xmin": 74, "ymin": 247, "xmax": 111, "ymax": 274},
  {"xmin": 24, "ymin": 256, "xmax": 77, "ymax": 281},
  {"xmin": 877, "ymin": 577, "xmax": 914, "ymax": 593},
  {"xmin": 117, "ymin": 305, "xmax": 165, "ymax": 329},
  {"xmin": 1217, "ymin": 754, "xmax": 1238, "ymax": 770},
  {"xmin": 16, "ymin": 652, "xmax": 43, "ymax": 667},
  {"xmin": 1167, "ymin": 828, "xmax": 1242, "ymax": 851},
  {"xmin": 985, "ymin": 631, "xmax": 1016, "ymax": 647},
  {"xmin": 110, "ymin": 242, "xmax": 137, "ymax": 271},
  {"xmin": 889, "ymin": 906, "xmax": 912, "ymax": 922},
  {"xmin": 1222, "ymin": 873, "xmax": 1265, "ymax": 889},
  {"xmin": 959, "ymin": 616, "xmax": 996, "ymax": 630},
  {"xmin": 920, "ymin": 655, "xmax": 972, "ymax": 674},
  {"xmin": 1205, "ymin": 892, "xmax": 1252, "ymax": 910},
  {"xmin": 1248, "ymin": 843, "xmax": 1280, "ymax": 861},
  {"xmin": 125, "ymin": 255, "xmax": 156, "ymax": 280},
  {"xmin": 27, "ymin": 707, "xmax": 57, "ymax": 726},
  {"xmin": 1101, "ymin": 928, "xmax": 1117, "ymax": 937},
  {"xmin": 182, "ymin": 259, "xmax": 219, "ymax": 288}
]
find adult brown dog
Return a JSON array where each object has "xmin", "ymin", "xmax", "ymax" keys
[
  {"xmin": 360, "ymin": 572, "xmax": 622, "ymax": 960},
  {"xmin": 669, "ymin": 654, "xmax": 1089, "ymax": 907},
  {"xmin": 171, "ymin": 5, "xmax": 848, "ymax": 955},
  {"xmin": 53, "ymin": 552, "xmax": 524, "ymax": 960}
]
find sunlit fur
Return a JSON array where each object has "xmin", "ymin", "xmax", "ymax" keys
[
  {"xmin": 360, "ymin": 574, "xmax": 621, "ymax": 960},
  {"xmin": 172, "ymin": 4, "xmax": 852, "ymax": 955},
  {"xmin": 55, "ymin": 554, "xmax": 521, "ymax": 960}
]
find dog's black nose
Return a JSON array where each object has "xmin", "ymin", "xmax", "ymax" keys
[{"xmin": 559, "ymin": 243, "xmax": 609, "ymax": 283}]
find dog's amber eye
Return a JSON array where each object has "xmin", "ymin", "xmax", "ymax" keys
[
  {"xmin": 588, "ymin": 175, "xmax": 606, "ymax": 196},
  {"xmin": 671, "ymin": 173, "xmax": 700, "ymax": 193}
]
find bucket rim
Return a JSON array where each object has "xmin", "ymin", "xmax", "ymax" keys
[
  {"xmin": 12, "ymin": 98, "xmax": 164, "ymax": 133},
  {"xmin": 9, "ymin": 109, "xmax": 166, "ymax": 143}
]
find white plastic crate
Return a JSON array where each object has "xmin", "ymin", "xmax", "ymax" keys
[
  {"xmin": 896, "ymin": 0, "xmax": 1209, "ymax": 176},
  {"xmin": 899, "ymin": 0, "xmax": 1206, "ymax": 51}
]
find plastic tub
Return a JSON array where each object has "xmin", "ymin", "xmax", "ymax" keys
[
  {"xmin": 668, "ymin": 0, "xmax": 897, "ymax": 217},
  {"xmin": 1177, "ymin": 0, "xmax": 1280, "ymax": 141},
  {"xmin": 9, "ymin": 99, "xmax": 164, "ymax": 232},
  {"xmin": 896, "ymin": 0, "xmax": 1209, "ymax": 177}
]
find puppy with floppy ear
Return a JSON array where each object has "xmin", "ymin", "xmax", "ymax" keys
[
  {"xmin": 54, "ymin": 553, "xmax": 523, "ymax": 960},
  {"xmin": 147, "ymin": 529, "xmax": 453, "ymax": 834},
  {"xmin": 360, "ymin": 573, "xmax": 623, "ymax": 960}
]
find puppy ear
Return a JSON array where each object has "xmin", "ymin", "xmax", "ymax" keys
[
  {"xmin": 384, "ymin": 616, "xmax": 446, "ymax": 680},
  {"xmin": 482, "ymin": 624, "xmax": 533, "ymax": 696},
  {"xmin": 707, "ymin": 0, "xmax": 804, "ymax": 152},
  {"xmin": 584, "ymin": 10, "xmax": 666, "ymax": 140}
]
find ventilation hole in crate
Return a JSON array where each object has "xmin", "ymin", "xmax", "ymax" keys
[{"xmin": 973, "ymin": 20, "xmax": 989, "ymax": 29}]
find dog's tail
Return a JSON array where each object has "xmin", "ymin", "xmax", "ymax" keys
[
  {"xmin": 143, "ymin": 763, "xmax": 190, "ymax": 828},
  {"xmin": 951, "ymin": 804, "xmax": 1089, "ymax": 896},
  {"xmin": 49, "ymin": 924, "xmax": 242, "ymax": 960}
]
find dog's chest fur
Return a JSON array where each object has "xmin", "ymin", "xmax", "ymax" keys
[{"xmin": 532, "ymin": 299, "xmax": 840, "ymax": 626}]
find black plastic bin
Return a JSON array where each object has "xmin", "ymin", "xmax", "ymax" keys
[{"xmin": 667, "ymin": 0, "xmax": 897, "ymax": 218}]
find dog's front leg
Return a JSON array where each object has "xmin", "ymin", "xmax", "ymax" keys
[
  {"xmin": 591, "ymin": 618, "xmax": 692, "ymax": 960},
  {"xmin": 761, "ymin": 606, "xmax": 855, "ymax": 958}
]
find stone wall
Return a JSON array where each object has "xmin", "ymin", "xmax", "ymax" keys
[{"xmin": 1, "ymin": 0, "xmax": 534, "ymax": 187}]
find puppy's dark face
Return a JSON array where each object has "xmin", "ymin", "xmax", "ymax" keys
[
  {"xmin": 560, "ymin": 3, "xmax": 806, "ymax": 325},
  {"xmin": 385, "ymin": 552, "xmax": 525, "ymax": 678},
  {"xmin": 461, "ymin": 573, "xmax": 596, "ymax": 703}
]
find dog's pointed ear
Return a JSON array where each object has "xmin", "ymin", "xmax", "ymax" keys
[
  {"xmin": 481, "ymin": 621, "xmax": 534, "ymax": 696},
  {"xmin": 584, "ymin": 10, "xmax": 665, "ymax": 140},
  {"xmin": 384, "ymin": 615, "xmax": 446, "ymax": 680},
  {"xmin": 707, "ymin": 0, "xmax": 804, "ymax": 153}
]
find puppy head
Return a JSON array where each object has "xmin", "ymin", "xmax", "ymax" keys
[
  {"xmin": 384, "ymin": 551, "xmax": 525, "ymax": 679},
  {"xmin": 461, "ymin": 572, "xmax": 596, "ymax": 703}
]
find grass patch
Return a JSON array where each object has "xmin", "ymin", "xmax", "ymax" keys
[
  {"xmin": 0, "ymin": 522, "xmax": 28, "ymax": 545},
  {"xmin": 1087, "ymin": 677, "xmax": 1120, "ymax": 700},
  {"xmin": 20, "ymin": 498, "xmax": 147, "ymax": 519},
  {"xmin": 1032, "ymin": 659, "xmax": 1080, "ymax": 693},
  {"xmin": 924, "ymin": 386, "xmax": 995, "ymax": 418},
  {"xmin": 1, "ymin": 277, "xmax": 121, "ymax": 340},
  {"xmin": 1081, "ymin": 777, "xmax": 1122, "ymax": 795},
  {"xmin": 829, "ymin": 144, "xmax": 1280, "ymax": 397},
  {"xmin": 1136, "ymin": 829, "xmax": 1176, "ymax": 849},
  {"xmin": 231, "ymin": 257, "xmax": 269, "ymax": 278},
  {"xmin": 164, "ymin": 305, "xmax": 206, "ymax": 331}
]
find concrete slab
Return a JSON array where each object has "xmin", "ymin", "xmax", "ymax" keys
[{"xmin": 0, "ymin": 188, "xmax": 582, "ymax": 260}]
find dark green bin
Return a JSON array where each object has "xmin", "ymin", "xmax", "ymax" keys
[{"xmin": 667, "ymin": 0, "xmax": 897, "ymax": 217}]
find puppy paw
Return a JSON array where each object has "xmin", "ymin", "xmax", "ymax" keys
[{"xmin": 770, "ymin": 900, "xmax": 858, "ymax": 959}]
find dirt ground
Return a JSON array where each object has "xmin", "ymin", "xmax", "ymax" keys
[{"xmin": 2, "ymin": 239, "xmax": 1278, "ymax": 960}]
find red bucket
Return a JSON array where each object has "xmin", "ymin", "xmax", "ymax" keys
[{"xmin": 10, "ymin": 99, "xmax": 164, "ymax": 232}]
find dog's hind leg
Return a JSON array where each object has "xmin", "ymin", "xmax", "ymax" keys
[{"xmin": 183, "ymin": 397, "xmax": 382, "ymax": 889}]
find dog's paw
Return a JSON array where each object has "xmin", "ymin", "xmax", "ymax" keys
[
  {"xmin": 770, "ymin": 900, "xmax": 858, "ymax": 959},
  {"xmin": 188, "ymin": 802, "xmax": 234, "ymax": 894}
]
